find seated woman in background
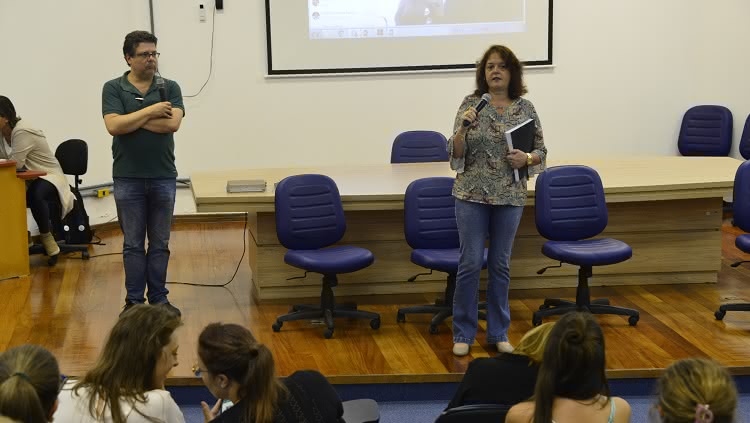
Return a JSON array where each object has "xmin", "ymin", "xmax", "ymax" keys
[
  {"xmin": 55, "ymin": 304, "xmax": 185, "ymax": 422},
  {"xmin": 0, "ymin": 345, "xmax": 62, "ymax": 423},
  {"xmin": 447, "ymin": 322, "xmax": 554, "ymax": 408},
  {"xmin": 505, "ymin": 312, "xmax": 631, "ymax": 423},
  {"xmin": 0, "ymin": 96, "xmax": 75, "ymax": 258},
  {"xmin": 654, "ymin": 357, "xmax": 737, "ymax": 423},
  {"xmin": 196, "ymin": 322, "xmax": 344, "ymax": 423}
]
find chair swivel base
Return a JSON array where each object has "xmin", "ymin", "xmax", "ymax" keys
[
  {"xmin": 533, "ymin": 298, "xmax": 640, "ymax": 327},
  {"xmin": 29, "ymin": 243, "xmax": 89, "ymax": 266},
  {"xmin": 396, "ymin": 273, "xmax": 486, "ymax": 334},
  {"xmin": 715, "ymin": 303, "xmax": 750, "ymax": 320},
  {"xmin": 271, "ymin": 275, "xmax": 380, "ymax": 339},
  {"xmin": 397, "ymin": 302, "xmax": 487, "ymax": 334}
]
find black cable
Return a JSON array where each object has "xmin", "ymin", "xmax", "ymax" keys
[
  {"xmin": 166, "ymin": 212, "xmax": 247, "ymax": 287},
  {"xmin": 55, "ymin": 213, "xmax": 248, "ymax": 288},
  {"xmin": 183, "ymin": 7, "xmax": 216, "ymax": 98}
]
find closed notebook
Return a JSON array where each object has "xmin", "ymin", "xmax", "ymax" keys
[
  {"xmin": 505, "ymin": 118, "xmax": 536, "ymax": 182},
  {"xmin": 226, "ymin": 179, "xmax": 267, "ymax": 193}
]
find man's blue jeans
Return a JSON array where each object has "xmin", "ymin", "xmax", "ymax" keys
[
  {"xmin": 453, "ymin": 199, "xmax": 524, "ymax": 345},
  {"xmin": 114, "ymin": 177, "xmax": 176, "ymax": 305}
]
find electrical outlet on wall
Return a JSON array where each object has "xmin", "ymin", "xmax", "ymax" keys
[{"xmin": 199, "ymin": 3, "xmax": 206, "ymax": 22}]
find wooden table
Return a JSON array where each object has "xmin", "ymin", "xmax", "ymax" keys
[
  {"xmin": 0, "ymin": 161, "xmax": 45, "ymax": 280},
  {"xmin": 191, "ymin": 157, "xmax": 742, "ymax": 301}
]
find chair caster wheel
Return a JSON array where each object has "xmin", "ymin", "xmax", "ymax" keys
[
  {"xmin": 429, "ymin": 324, "xmax": 439, "ymax": 334},
  {"xmin": 715, "ymin": 310, "xmax": 726, "ymax": 321},
  {"xmin": 396, "ymin": 312, "xmax": 405, "ymax": 323},
  {"xmin": 272, "ymin": 321, "xmax": 282, "ymax": 332},
  {"xmin": 538, "ymin": 304, "xmax": 551, "ymax": 311},
  {"xmin": 532, "ymin": 314, "xmax": 542, "ymax": 326},
  {"xmin": 82, "ymin": 250, "xmax": 90, "ymax": 259},
  {"xmin": 370, "ymin": 318, "xmax": 381, "ymax": 330},
  {"xmin": 324, "ymin": 328, "xmax": 334, "ymax": 339},
  {"xmin": 628, "ymin": 315, "xmax": 639, "ymax": 326}
]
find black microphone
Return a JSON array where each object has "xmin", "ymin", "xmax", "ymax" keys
[
  {"xmin": 462, "ymin": 93, "xmax": 492, "ymax": 127},
  {"xmin": 156, "ymin": 73, "xmax": 167, "ymax": 102}
]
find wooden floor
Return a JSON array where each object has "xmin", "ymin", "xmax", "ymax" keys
[{"xmin": 3, "ymin": 218, "xmax": 750, "ymax": 385}]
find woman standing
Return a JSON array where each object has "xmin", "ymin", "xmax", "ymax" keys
[
  {"xmin": 448, "ymin": 45, "xmax": 547, "ymax": 356},
  {"xmin": 0, "ymin": 96, "xmax": 75, "ymax": 258}
]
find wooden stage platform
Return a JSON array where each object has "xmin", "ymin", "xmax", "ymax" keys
[{"xmin": 2, "ymin": 219, "xmax": 750, "ymax": 386}]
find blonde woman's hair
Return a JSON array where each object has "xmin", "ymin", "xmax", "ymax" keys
[
  {"xmin": 512, "ymin": 322, "xmax": 554, "ymax": 364},
  {"xmin": 658, "ymin": 358, "xmax": 737, "ymax": 423}
]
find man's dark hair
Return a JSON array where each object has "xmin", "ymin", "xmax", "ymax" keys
[{"xmin": 122, "ymin": 30, "xmax": 158, "ymax": 60}]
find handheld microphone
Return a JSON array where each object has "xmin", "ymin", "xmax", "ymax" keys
[
  {"xmin": 462, "ymin": 93, "xmax": 492, "ymax": 127},
  {"xmin": 155, "ymin": 72, "xmax": 167, "ymax": 102}
]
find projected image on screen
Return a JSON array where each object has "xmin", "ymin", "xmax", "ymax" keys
[
  {"xmin": 308, "ymin": 0, "xmax": 526, "ymax": 40},
  {"xmin": 266, "ymin": 0, "xmax": 551, "ymax": 74}
]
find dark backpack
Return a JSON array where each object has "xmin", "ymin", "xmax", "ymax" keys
[{"xmin": 61, "ymin": 188, "xmax": 92, "ymax": 244}]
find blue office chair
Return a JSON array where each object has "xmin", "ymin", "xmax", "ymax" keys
[
  {"xmin": 396, "ymin": 177, "xmax": 487, "ymax": 334},
  {"xmin": 533, "ymin": 166, "xmax": 640, "ymax": 326},
  {"xmin": 390, "ymin": 131, "xmax": 449, "ymax": 163},
  {"xmin": 738, "ymin": 114, "xmax": 750, "ymax": 160},
  {"xmin": 716, "ymin": 160, "xmax": 750, "ymax": 320},
  {"xmin": 270, "ymin": 174, "xmax": 381, "ymax": 339},
  {"xmin": 677, "ymin": 105, "xmax": 733, "ymax": 156},
  {"xmin": 435, "ymin": 404, "xmax": 511, "ymax": 423}
]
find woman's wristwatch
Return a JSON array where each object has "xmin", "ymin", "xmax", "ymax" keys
[{"xmin": 526, "ymin": 153, "xmax": 533, "ymax": 166}]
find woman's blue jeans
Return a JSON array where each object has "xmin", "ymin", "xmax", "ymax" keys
[
  {"xmin": 453, "ymin": 199, "xmax": 524, "ymax": 345},
  {"xmin": 114, "ymin": 177, "xmax": 176, "ymax": 305}
]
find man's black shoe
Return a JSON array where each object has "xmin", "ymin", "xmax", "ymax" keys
[{"xmin": 160, "ymin": 302, "xmax": 182, "ymax": 317}]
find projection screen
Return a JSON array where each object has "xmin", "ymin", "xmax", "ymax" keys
[{"xmin": 265, "ymin": 0, "xmax": 553, "ymax": 75}]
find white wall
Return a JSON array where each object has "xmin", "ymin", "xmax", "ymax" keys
[{"xmin": 3, "ymin": 0, "xmax": 750, "ymax": 187}]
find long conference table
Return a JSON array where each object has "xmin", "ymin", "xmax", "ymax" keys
[{"xmin": 191, "ymin": 157, "xmax": 742, "ymax": 301}]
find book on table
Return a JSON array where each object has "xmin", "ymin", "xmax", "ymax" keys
[
  {"xmin": 505, "ymin": 118, "xmax": 536, "ymax": 182},
  {"xmin": 226, "ymin": 179, "xmax": 267, "ymax": 193}
]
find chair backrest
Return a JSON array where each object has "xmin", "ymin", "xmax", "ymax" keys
[
  {"xmin": 391, "ymin": 131, "xmax": 449, "ymax": 163},
  {"xmin": 435, "ymin": 404, "xmax": 511, "ymax": 423},
  {"xmin": 404, "ymin": 177, "xmax": 458, "ymax": 250},
  {"xmin": 677, "ymin": 105, "xmax": 733, "ymax": 156},
  {"xmin": 55, "ymin": 139, "xmax": 88, "ymax": 176},
  {"xmin": 535, "ymin": 165, "xmax": 607, "ymax": 241},
  {"xmin": 733, "ymin": 161, "xmax": 750, "ymax": 232},
  {"xmin": 275, "ymin": 174, "xmax": 346, "ymax": 250},
  {"xmin": 738, "ymin": 114, "xmax": 750, "ymax": 160}
]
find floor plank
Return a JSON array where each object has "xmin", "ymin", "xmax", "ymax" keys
[{"xmin": 3, "ymin": 218, "xmax": 750, "ymax": 384}]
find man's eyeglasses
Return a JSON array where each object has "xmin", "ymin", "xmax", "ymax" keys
[
  {"xmin": 192, "ymin": 363, "xmax": 207, "ymax": 377},
  {"xmin": 134, "ymin": 51, "xmax": 160, "ymax": 59}
]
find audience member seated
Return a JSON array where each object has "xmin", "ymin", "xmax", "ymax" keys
[
  {"xmin": 0, "ymin": 345, "xmax": 62, "ymax": 423},
  {"xmin": 56, "ymin": 304, "xmax": 185, "ymax": 422},
  {"xmin": 447, "ymin": 322, "xmax": 554, "ymax": 409},
  {"xmin": 196, "ymin": 322, "xmax": 344, "ymax": 423},
  {"xmin": 0, "ymin": 95, "xmax": 76, "ymax": 258},
  {"xmin": 505, "ymin": 312, "xmax": 631, "ymax": 423},
  {"xmin": 653, "ymin": 357, "xmax": 737, "ymax": 423}
]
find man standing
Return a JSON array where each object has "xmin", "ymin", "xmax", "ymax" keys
[{"xmin": 102, "ymin": 31, "xmax": 184, "ymax": 317}]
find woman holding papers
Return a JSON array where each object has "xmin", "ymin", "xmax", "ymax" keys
[
  {"xmin": 0, "ymin": 96, "xmax": 75, "ymax": 259},
  {"xmin": 447, "ymin": 45, "xmax": 547, "ymax": 356}
]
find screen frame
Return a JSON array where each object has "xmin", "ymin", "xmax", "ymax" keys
[{"xmin": 265, "ymin": 0, "xmax": 554, "ymax": 76}]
